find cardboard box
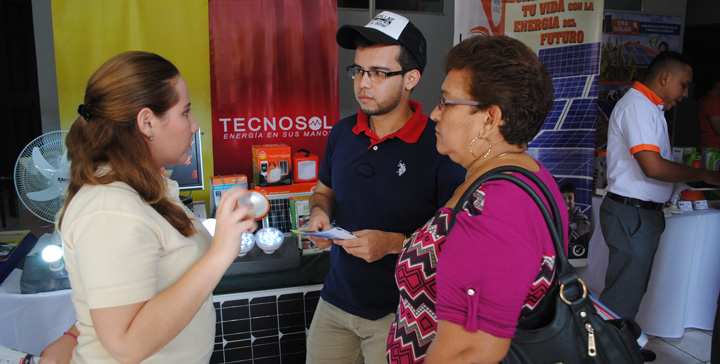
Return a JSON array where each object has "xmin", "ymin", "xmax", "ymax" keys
[
  {"xmin": 253, "ymin": 182, "xmax": 316, "ymax": 196},
  {"xmin": 210, "ymin": 174, "xmax": 248, "ymax": 217},
  {"xmin": 672, "ymin": 147, "xmax": 698, "ymax": 165},
  {"xmin": 677, "ymin": 200, "xmax": 693, "ymax": 211},
  {"xmin": 289, "ymin": 196, "xmax": 330, "ymax": 255},
  {"xmin": 693, "ymin": 200, "xmax": 709, "ymax": 210},
  {"xmin": 252, "ymin": 144, "xmax": 292, "ymax": 186},
  {"xmin": 702, "ymin": 147, "xmax": 720, "ymax": 171},
  {"xmin": 293, "ymin": 149, "xmax": 319, "ymax": 183}
]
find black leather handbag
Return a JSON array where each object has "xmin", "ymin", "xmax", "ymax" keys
[{"xmin": 448, "ymin": 166, "xmax": 644, "ymax": 364}]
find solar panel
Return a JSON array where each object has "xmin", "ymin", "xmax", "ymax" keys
[
  {"xmin": 542, "ymin": 99, "xmax": 569, "ymax": 130},
  {"xmin": 533, "ymin": 42, "xmax": 600, "ymax": 213},
  {"xmin": 622, "ymin": 45, "xmax": 655, "ymax": 65},
  {"xmin": 553, "ymin": 76, "xmax": 589, "ymax": 99},
  {"xmin": 558, "ymin": 98, "xmax": 597, "ymax": 130},
  {"xmin": 539, "ymin": 43, "xmax": 600, "ymax": 78},
  {"xmin": 528, "ymin": 146, "xmax": 595, "ymax": 182},
  {"xmin": 265, "ymin": 199, "xmax": 292, "ymax": 234},
  {"xmin": 530, "ymin": 130, "xmax": 595, "ymax": 149},
  {"xmin": 586, "ymin": 74, "xmax": 599, "ymax": 98},
  {"xmin": 211, "ymin": 285, "xmax": 322, "ymax": 364}
]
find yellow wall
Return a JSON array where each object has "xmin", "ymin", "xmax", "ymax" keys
[{"xmin": 52, "ymin": 0, "xmax": 212, "ymax": 206}]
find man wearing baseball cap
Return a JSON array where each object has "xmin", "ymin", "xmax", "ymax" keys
[{"xmin": 306, "ymin": 11, "xmax": 464, "ymax": 364}]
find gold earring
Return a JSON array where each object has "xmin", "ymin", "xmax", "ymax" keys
[{"xmin": 470, "ymin": 135, "xmax": 492, "ymax": 159}]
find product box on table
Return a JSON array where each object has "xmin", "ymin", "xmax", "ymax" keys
[
  {"xmin": 289, "ymin": 196, "xmax": 329, "ymax": 254},
  {"xmin": 252, "ymin": 144, "xmax": 292, "ymax": 187},
  {"xmin": 210, "ymin": 174, "xmax": 248, "ymax": 217},
  {"xmin": 292, "ymin": 149, "xmax": 319, "ymax": 183}
]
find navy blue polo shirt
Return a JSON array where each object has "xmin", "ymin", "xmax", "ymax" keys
[{"xmin": 318, "ymin": 100, "xmax": 465, "ymax": 320}]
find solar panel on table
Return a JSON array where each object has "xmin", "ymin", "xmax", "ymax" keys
[{"xmin": 211, "ymin": 286, "xmax": 322, "ymax": 364}]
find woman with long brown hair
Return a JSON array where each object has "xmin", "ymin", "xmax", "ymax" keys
[{"xmin": 40, "ymin": 51, "xmax": 255, "ymax": 363}]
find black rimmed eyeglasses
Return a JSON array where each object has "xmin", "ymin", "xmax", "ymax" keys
[
  {"xmin": 437, "ymin": 96, "xmax": 481, "ymax": 111},
  {"xmin": 346, "ymin": 66, "xmax": 407, "ymax": 82}
]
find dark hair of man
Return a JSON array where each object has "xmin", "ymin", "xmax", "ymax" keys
[
  {"xmin": 559, "ymin": 182, "xmax": 577, "ymax": 197},
  {"xmin": 443, "ymin": 35, "xmax": 554, "ymax": 147},
  {"xmin": 353, "ymin": 34, "xmax": 420, "ymax": 73},
  {"xmin": 643, "ymin": 51, "xmax": 692, "ymax": 84},
  {"xmin": 59, "ymin": 51, "xmax": 195, "ymax": 237}
]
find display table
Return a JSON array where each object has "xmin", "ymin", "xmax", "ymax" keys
[
  {"xmin": 0, "ymin": 252, "xmax": 330, "ymax": 359},
  {"xmin": 0, "ymin": 269, "xmax": 75, "ymax": 356},
  {"xmin": 577, "ymin": 196, "xmax": 720, "ymax": 338}
]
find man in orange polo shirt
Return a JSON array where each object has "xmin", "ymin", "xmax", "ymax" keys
[{"xmin": 601, "ymin": 51, "xmax": 720, "ymax": 361}]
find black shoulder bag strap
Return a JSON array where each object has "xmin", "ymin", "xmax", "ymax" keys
[{"xmin": 448, "ymin": 165, "xmax": 576, "ymax": 285}]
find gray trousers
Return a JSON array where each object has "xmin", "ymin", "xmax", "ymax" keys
[{"xmin": 599, "ymin": 197, "xmax": 665, "ymax": 319}]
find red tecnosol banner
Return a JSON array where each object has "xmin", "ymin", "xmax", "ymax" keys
[{"xmin": 208, "ymin": 0, "xmax": 339, "ymax": 178}]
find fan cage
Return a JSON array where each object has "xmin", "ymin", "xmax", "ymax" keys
[{"xmin": 14, "ymin": 131, "xmax": 69, "ymax": 223}]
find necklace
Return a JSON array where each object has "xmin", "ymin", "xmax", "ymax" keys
[{"xmin": 465, "ymin": 151, "xmax": 520, "ymax": 179}]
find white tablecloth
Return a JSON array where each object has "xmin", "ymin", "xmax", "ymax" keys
[
  {"xmin": 578, "ymin": 196, "xmax": 720, "ymax": 338},
  {"xmin": 0, "ymin": 269, "xmax": 75, "ymax": 356}
]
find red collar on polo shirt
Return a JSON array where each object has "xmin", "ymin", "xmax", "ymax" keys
[
  {"xmin": 632, "ymin": 81, "xmax": 665, "ymax": 111},
  {"xmin": 352, "ymin": 100, "xmax": 427, "ymax": 148}
]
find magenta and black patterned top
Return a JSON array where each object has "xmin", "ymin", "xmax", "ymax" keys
[{"xmin": 387, "ymin": 168, "xmax": 568, "ymax": 364}]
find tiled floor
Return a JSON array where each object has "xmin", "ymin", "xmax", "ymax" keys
[{"xmin": 645, "ymin": 329, "xmax": 714, "ymax": 364}]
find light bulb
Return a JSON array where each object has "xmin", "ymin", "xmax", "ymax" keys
[
  {"xmin": 239, "ymin": 231, "xmax": 255, "ymax": 257},
  {"xmin": 42, "ymin": 245, "xmax": 63, "ymax": 263},
  {"xmin": 255, "ymin": 227, "xmax": 284, "ymax": 254},
  {"xmin": 42, "ymin": 244, "xmax": 65, "ymax": 272}
]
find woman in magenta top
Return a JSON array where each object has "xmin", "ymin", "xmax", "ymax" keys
[{"xmin": 387, "ymin": 35, "xmax": 568, "ymax": 364}]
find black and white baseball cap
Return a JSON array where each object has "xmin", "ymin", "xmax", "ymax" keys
[{"xmin": 336, "ymin": 11, "xmax": 427, "ymax": 74}]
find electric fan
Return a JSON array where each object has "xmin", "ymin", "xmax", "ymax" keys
[
  {"xmin": 13, "ymin": 130, "xmax": 71, "ymax": 293},
  {"xmin": 14, "ymin": 130, "xmax": 70, "ymax": 223}
]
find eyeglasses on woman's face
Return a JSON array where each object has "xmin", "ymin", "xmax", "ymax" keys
[
  {"xmin": 346, "ymin": 66, "xmax": 407, "ymax": 83},
  {"xmin": 436, "ymin": 96, "xmax": 480, "ymax": 111}
]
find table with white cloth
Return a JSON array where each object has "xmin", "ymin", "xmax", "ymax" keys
[
  {"xmin": 0, "ymin": 269, "xmax": 75, "ymax": 356},
  {"xmin": 577, "ymin": 196, "xmax": 720, "ymax": 338}
]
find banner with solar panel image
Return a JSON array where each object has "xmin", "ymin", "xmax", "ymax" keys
[{"xmin": 455, "ymin": 0, "xmax": 604, "ymax": 264}]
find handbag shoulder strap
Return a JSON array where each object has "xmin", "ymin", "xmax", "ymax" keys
[{"xmin": 447, "ymin": 166, "xmax": 578, "ymax": 286}]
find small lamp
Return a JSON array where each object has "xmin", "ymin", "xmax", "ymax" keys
[
  {"xmin": 41, "ymin": 244, "xmax": 64, "ymax": 272},
  {"xmin": 255, "ymin": 227, "xmax": 284, "ymax": 254}
]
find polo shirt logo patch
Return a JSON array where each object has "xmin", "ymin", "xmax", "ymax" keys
[{"xmin": 397, "ymin": 160, "xmax": 406, "ymax": 176}]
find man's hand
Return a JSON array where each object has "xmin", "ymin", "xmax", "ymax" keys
[
  {"xmin": 307, "ymin": 206, "xmax": 333, "ymax": 249},
  {"xmin": 334, "ymin": 230, "xmax": 404, "ymax": 263},
  {"xmin": 635, "ymin": 150, "xmax": 720, "ymax": 184},
  {"xmin": 307, "ymin": 181, "xmax": 336, "ymax": 249}
]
